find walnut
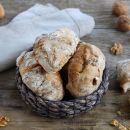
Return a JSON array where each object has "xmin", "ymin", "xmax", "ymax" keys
[
  {"xmin": 0, "ymin": 3, "xmax": 5, "ymax": 18},
  {"xmin": 112, "ymin": 1, "xmax": 128, "ymax": 16},
  {"xmin": 117, "ymin": 15, "xmax": 130, "ymax": 32},
  {"xmin": 110, "ymin": 119, "xmax": 128, "ymax": 130},
  {"xmin": 110, "ymin": 42, "xmax": 123, "ymax": 55},
  {"xmin": 0, "ymin": 116, "xmax": 10, "ymax": 127}
]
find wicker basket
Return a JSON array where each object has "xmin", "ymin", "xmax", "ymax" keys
[{"xmin": 16, "ymin": 66, "xmax": 109, "ymax": 118}]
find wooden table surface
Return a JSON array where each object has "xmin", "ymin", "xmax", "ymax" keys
[{"xmin": 0, "ymin": 0, "xmax": 130, "ymax": 130}]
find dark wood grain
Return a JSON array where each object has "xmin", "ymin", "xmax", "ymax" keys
[{"xmin": 0, "ymin": 0, "xmax": 130, "ymax": 130}]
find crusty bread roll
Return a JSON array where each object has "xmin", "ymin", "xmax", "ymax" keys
[
  {"xmin": 66, "ymin": 42, "xmax": 105, "ymax": 97},
  {"xmin": 116, "ymin": 59, "xmax": 130, "ymax": 93},
  {"xmin": 33, "ymin": 28, "xmax": 79, "ymax": 73},
  {"xmin": 16, "ymin": 51, "xmax": 64, "ymax": 101}
]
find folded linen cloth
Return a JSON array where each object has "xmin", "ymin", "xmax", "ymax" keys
[{"xmin": 0, "ymin": 3, "xmax": 95, "ymax": 72}]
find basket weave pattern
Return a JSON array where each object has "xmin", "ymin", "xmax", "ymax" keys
[{"xmin": 16, "ymin": 67, "xmax": 109, "ymax": 118}]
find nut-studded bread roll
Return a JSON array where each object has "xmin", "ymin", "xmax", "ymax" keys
[
  {"xmin": 33, "ymin": 28, "xmax": 79, "ymax": 73},
  {"xmin": 16, "ymin": 51, "xmax": 64, "ymax": 101},
  {"xmin": 67, "ymin": 43, "xmax": 105, "ymax": 97}
]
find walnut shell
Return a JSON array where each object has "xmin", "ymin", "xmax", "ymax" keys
[
  {"xmin": 112, "ymin": 1, "xmax": 128, "ymax": 16},
  {"xmin": 117, "ymin": 15, "xmax": 130, "ymax": 32},
  {"xmin": 33, "ymin": 28, "xmax": 79, "ymax": 73}
]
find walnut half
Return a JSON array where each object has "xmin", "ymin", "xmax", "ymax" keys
[
  {"xmin": 0, "ymin": 116, "xmax": 10, "ymax": 127},
  {"xmin": 110, "ymin": 42, "xmax": 123, "ymax": 55}
]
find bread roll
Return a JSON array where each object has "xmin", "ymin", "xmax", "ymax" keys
[
  {"xmin": 117, "ymin": 59, "xmax": 130, "ymax": 93},
  {"xmin": 33, "ymin": 28, "xmax": 79, "ymax": 73},
  {"xmin": 66, "ymin": 43, "xmax": 105, "ymax": 97},
  {"xmin": 16, "ymin": 51, "xmax": 64, "ymax": 101}
]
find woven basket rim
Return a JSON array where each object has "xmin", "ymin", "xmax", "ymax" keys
[{"xmin": 16, "ymin": 65, "xmax": 109, "ymax": 103}]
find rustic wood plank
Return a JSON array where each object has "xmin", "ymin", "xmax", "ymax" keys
[{"xmin": 0, "ymin": 0, "xmax": 130, "ymax": 29}]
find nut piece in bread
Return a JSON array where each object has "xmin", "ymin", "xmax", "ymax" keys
[
  {"xmin": 110, "ymin": 42, "xmax": 123, "ymax": 55},
  {"xmin": 66, "ymin": 43, "xmax": 105, "ymax": 97},
  {"xmin": 16, "ymin": 51, "xmax": 64, "ymax": 101},
  {"xmin": 33, "ymin": 28, "xmax": 79, "ymax": 73},
  {"xmin": 117, "ymin": 59, "xmax": 130, "ymax": 93}
]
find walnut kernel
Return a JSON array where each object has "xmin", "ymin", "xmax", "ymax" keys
[
  {"xmin": 110, "ymin": 119, "xmax": 128, "ymax": 130},
  {"xmin": 110, "ymin": 42, "xmax": 123, "ymax": 55},
  {"xmin": 0, "ymin": 116, "xmax": 10, "ymax": 127}
]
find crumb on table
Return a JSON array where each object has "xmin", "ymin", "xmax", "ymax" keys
[{"xmin": 117, "ymin": 111, "xmax": 122, "ymax": 116}]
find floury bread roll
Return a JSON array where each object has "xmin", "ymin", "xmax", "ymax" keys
[
  {"xmin": 116, "ymin": 59, "xmax": 130, "ymax": 93},
  {"xmin": 33, "ymin": 28, "xmax": 79, "ymax": 73},
  {"xmin": 16, "ymin": 51, "xmax": 64, "ymax": 101},
  {"xmin": 67, "ymin": 43, "xmax": 105, "ymax": 97}
]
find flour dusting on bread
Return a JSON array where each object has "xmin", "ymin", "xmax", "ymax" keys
[
  {"xmin": 66, "ymin": 42, "xmax": 105, "ymax": 97},
  {"xmin": 33, "ymin": 28, "xmax": 79, "ymax": 73}
]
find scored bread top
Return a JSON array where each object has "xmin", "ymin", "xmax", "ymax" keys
[
  {"xmin": 33, "ymin": 28, "xmax": 79, "ymax": 73},
  {"xmin": 16, "ymin": 51, "xmax": 64, "ymax": 101},
  {"xmin": 67, "ymin": 42, "xmax": 105, "ymax": 97}
]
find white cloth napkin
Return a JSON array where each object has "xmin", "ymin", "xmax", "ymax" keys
[{"xmin": 0, "ymin": 3, "xmax": 95, "ymax": 72}]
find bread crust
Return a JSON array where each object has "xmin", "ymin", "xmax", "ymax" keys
[
  {"xmin": 67, "ymin": 43, "xmax": 105, "ymax": 97},
  {"xmin": 33, "ymin": 28, "xmax": 79, "ymax": 73},
  {"xmin": 16, "ymin": 51, "xmax": 64, "ymax": 101}
]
